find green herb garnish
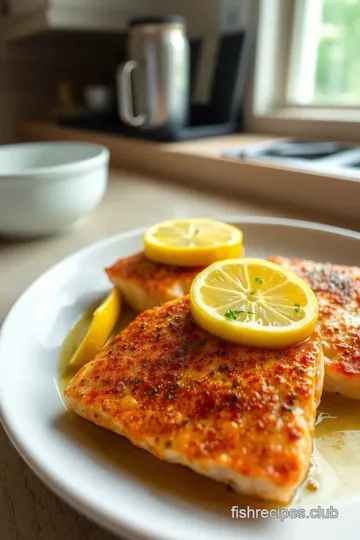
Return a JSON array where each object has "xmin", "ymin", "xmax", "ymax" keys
[
  {"xmin": 224, "ymin": 309, "xmax": 255, "ymax": 320},
  {"xmin": 250, "ymin": 289, "xmax": 258, "ymax": 295},
  {"xmin": 224, "ymin": 309, "xmax": 240, "ymax": 320},
  {"xmin": 254, "ymin": 277, "xmax": 264, "ymax": 284},
  {"xmin": 294, "ymin": 303, "xmax": 301, "ymax": 313}
]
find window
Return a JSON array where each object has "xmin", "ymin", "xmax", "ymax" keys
[
  {"xmin": 247, "ymin": 0, "xmax": 360, "ymax": 141},
  {"xmin": 288, "ymin": 0, "xmax": 360, "ymax": 107}
]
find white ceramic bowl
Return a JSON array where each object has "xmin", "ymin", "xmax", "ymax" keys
[{"xmin": 0, "ymin": 142, "xmax": 110, "ymax": 237}]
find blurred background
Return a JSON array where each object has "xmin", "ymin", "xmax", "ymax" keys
[
  {"xmin": 0, "ymin": 0, "xmax": 359, "ymax": 144},
  {"xmin": 290, "ymin": 0, "xmax": 360, "ymax": 106}
]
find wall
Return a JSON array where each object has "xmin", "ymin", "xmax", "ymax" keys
[{"xmin": 0, "ymin": 33, "xmax": 125, "ymax": 144}]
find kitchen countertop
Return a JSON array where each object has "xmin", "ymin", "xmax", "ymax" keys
[
  {"xmin": 20, "ymin": 121, "xmax": 360, "ymax": 227},
  {"xmin": 0, "ymin": 169, "xmax": 358, "ymax": 540}
]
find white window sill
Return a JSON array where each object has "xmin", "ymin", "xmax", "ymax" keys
[
  {"xmin": 246, "ymin": 107, "xmax": 360, "ymax": 144},
  {"xmin": 260, "ymin": 107, "xmax": 360, "ymax": 124}
]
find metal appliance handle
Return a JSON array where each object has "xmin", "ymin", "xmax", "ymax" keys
[{"xmin": 117, "ymin": 61, "xmax": 146, "ymax": 127}]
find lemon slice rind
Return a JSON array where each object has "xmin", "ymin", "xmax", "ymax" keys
[{"xmin": 69, "ymin": 288, "xmax": 121, "ymax": 369}]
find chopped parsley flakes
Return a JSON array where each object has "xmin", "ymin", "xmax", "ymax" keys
[
  {"xmin": 224, "ymin": 309, "xmax": 255, "ymax": 320},
  {"xmin": 254, "ymin": 277, "xmax": 264, "ymax": 284}
]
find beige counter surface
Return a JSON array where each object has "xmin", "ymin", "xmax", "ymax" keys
[{"xmin": 0, "ymin": 170, "xmax": 358, "ymax": 540}]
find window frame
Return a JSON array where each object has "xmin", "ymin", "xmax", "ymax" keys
[{"xmin": 245, "ymin": 0, "xmax": 360, "ymax": 142}]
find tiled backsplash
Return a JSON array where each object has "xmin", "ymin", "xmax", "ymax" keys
[{"xmin": 0, "ymin": 33, "xmax": 125, "ymax": 144}]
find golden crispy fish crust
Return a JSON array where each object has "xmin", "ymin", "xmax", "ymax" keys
[
  {"xmin": 270, "ymin": 256, "xmax": 360, "ymax": 400},
  {"xmin": 66, "ymin": 297, "xmax": 324, "ymax": 502},
  {"xmin": 105, "ymin": 252, "xmax": 203, "ymax": 313}
]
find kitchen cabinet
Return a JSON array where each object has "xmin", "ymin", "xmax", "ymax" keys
[
  {"xmin": 1, "ymin": 0, "xmax": 157, "ymax": 41},
  {"xmin": 0, "ymin": 0, "xmax": 253, "ymax": 42}
]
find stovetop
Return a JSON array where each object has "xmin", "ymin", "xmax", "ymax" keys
[{"xmin": 224, "ymin": 139, "xmax": 360, "ymax": 178}]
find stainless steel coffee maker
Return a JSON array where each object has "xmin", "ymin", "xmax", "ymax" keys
[{"xmin": 117, "ymin": 16, "xmax": 189, "ymax": 133}]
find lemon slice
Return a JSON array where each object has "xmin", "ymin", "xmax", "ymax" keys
[
  {"xmin": 144, "ymin": 218, "xmax": 243, "ymax": 267},
  {"xmin": 70, "ymin": 288, "xmax": 121, "ymax": 368},
  {"xmin": 190, "ymin": 258, "xmax": 318, "ymax": 348}
]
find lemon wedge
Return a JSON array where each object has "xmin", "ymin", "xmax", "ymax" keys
[
  {"xmin": 70, "ymin": 288, "xmax": 121, "ymax": 368},
  {"xmin": 190, "ymin": 258, "xmax": 318, "ymax": 348},
  {"xmin": 144, "ymin": 218, "xmax": 243, "ymax": 267}
]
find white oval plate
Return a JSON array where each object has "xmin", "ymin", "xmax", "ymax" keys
[{"xmin": 1, "ymin": 217, "xmax": 360, "ymax": 540}]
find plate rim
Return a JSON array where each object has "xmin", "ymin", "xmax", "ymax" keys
[{"xmin": 1, "ymin": 215, "xmax": 360, "ymax": 540}]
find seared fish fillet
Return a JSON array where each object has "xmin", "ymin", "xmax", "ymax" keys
[
  {"xmin": 270, "ymin": 256, "xmax": 360, "ymax": 400},
  {"xmin": 66, "ymin": 297, "xmax": 324, "ymax": 502},
  {"xmin": 106, "ymin": 251, "xmax": 203, "ymax": 313}
]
